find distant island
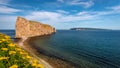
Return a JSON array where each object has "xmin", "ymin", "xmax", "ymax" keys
[{"xmin": 70, "ymin": 28, "xmax": 111, "ymax": 30}]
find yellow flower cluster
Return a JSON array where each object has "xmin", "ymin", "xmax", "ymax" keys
[
  {"xmin": 0, "ymin": 33, "xmax": 44, "ymax": 68},
  {"xmin": 26, "ymin": 55, "xmax": 31, "ymax": 59},
  {"xmin": 15, "ymin": 48, "xmax": 22, "ymax": 51},
  {"xmin": 4, "ymin": 36, "xmax": 10, "ymax": 39},
  {"xmin": 8, "ymin": 43, "xmax": 15, "ymax": 47},
  {"xmin": 9, "ymin": 51, "xmax": 16, "ymax": 55},
  {"xmin": 9, "ymin": 64, "xmax": 18, "ymax": 68},
  {"xmin": 0, "ymin": 33, "xmax": 10, "ymax": 42},
  {"xmin": 1, "ymin": 48, "xmax": 8, "ymax": 51},
  {"xmin": 32, "ymin": 59, "xmax": 44, "ymax": 68},
  {"xmin": 0, "ymin": 57, "xmax": 9, "ymax": 60},
  {"xmin": 1, "ymin": 39, "xmax": 5, "ymax": 42}
]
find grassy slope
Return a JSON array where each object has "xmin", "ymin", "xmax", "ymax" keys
[{"xmin": 0, "ymin": 33, "xmax": 43, "ymax": 68}]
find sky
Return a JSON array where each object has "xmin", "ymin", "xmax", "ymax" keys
[{"xmin": 0, "ymin": 0, "xmax": 120, "ymax": 30}]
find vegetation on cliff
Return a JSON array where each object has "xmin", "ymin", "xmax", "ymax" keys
[{"xmin": 0, "ymin": 33, "xmax": 44, "ymax": 68}]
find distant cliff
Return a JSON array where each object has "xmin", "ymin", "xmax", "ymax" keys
[
  {"xmin": 15, "ymin": 17, "xmax": 56, "ymax": 38},
  {"xmin": 70, "ymin": 28, "xmax": 109, "ymax": 30}
]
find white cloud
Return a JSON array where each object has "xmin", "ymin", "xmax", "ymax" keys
[
  {"xmin": 77, "ymin": 5, "xmax": 120, "ymax": 17},
  {"xmin": 1, "ymin": 4, "xmax": 120, "ymax": 29},
  {"xmin": 24, "ymin": 5, "xmax": 120, "ymax": 25},
  {"xmin": 67, "ymin": 0, "xmax": 94, "ymax": 8},
  {"xmin": 57, "ymin": 0, "xmax": 94, "ymax": 8},
  {"xmin": 56, "ymin": 10, "xmax": 69, "ymax": 14},
  {"xmin": 77, "ymin": 11, "xmax": 92, "ymax": 16},
  {"xmin": 0, "ymin": 6, "xmax": 22, "ymax": 14},
  {"xmin": 25, "ymin": 11, "xmax": 62, "ymax": 21},
  {"xmin": 0, "ymin": 0, "xmax": 11, "ymax": 5},
  {"xmin": 61, "ymin": 15, "xmax": 94, "ymax": 22},
  {"xmin": 108, "ymin": 5, "xmax": 120, "ymax": 11},
  {"xmin": 77, "ymin": 11, "xmax": 112, "ymax": 16},
  {"xmin": 24, "ymin": 11, "xmax": 95, "ymax": 25}
]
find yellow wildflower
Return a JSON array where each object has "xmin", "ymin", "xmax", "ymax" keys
[
  {"xmin": 32, "ymin": 59, "xmax": 38, "ymax": 63},
  {"xmin": 9, "ymin": 51, "xmax": 16, "ymax": 55},
  {"xmin": 19, "ymin": 51, "xmax": 27, "ymax": 55},
  {"xmin": 9, "ymin": 64, "xmax": 18, "ymax": 68},
  {"xmin": 0, "ymin": 57, "xmax": 9, "ymax": 60},
  {"xmin": 26, "ymin": 55, "xmax": 31, "ymax": 59},
  {"xmin": 8, "ymin": 43, "xmax": 15, "ymax": 47},
  {"xmin": 37, "ymin": 64, "xmax": 44, "ymax": 68},
  {"xmin": 15, "ymin": 48, "xmax": 22, "ymax": 51},
  {"xmin": 5, "ymin": 36, "xmax": 10, "ymax": 39},
  {"xmin": 1, "ymin": 48, "xmax": 8, "ymax": 51},
  {"xmin": 32, "ymin": 63, "xmax": 37, "ymax": 67},
  {"xmin": 1, "ymin": 39, "xmax": 5, "ymax": 41},
  {"xmin": 19, "ymin": 51, "xmax": 24, "ymax": 54}
]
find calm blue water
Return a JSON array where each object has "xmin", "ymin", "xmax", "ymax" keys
[
  {"xmin": 32, "ymin": 30, "xmax": 120, "ymax": 68},
  {"xmin": 0, "ymin": 30, "xmax": 15, "ymax": 38},
  {"xmin": 1, "ymin": 30, "xmax": 120, "ymax": 68}
]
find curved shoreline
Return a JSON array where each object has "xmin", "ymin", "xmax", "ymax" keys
[
  {"xmin": 15, "ymin": 34, "xmax": 80, "ymax": 68},
  {"xmin": 24, "ymin": 36, "xmax": 80, "ymax": 68},
  {"xmin": 15, "ymin": 37, "xmax": 54, "ymax": 68}
]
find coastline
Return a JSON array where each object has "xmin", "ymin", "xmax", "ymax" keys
[
  {"xmin": 23, "ymin": 36, "xmax": 80, "ymax": 68},
  {"xmin": 15, "ymin": 35, "xmax": 79, "ymax": 68},
  {"xmin": 15, "ymin": 37, "xmax": 54, "ymax": 68}
]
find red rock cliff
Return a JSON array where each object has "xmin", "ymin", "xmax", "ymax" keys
[{"xmin": 15, "ymin": 17, "xmax": 56, "ymax": 38}]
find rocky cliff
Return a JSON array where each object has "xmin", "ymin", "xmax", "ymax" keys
[{"xmin": 15, "ymin": 17, "xmax": 56, "ymax": 38}]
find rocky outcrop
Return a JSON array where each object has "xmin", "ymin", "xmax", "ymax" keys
[{"xmin": 15, "ymin": 17, "xmax": 56, "ymax": 38}]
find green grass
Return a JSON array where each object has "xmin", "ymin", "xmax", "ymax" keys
[{"xmin": 0, "ymin": 33, "xmax": 44, "ymax": 68}]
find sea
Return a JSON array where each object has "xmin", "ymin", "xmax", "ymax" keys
[{"xmin": 0, "ymin": 30, "xmax": 120, "ymax": 68}]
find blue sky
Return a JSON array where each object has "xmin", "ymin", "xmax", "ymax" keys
[{"xmin": 0, "ymin": 0, "xmax": 120, "ymax": 30}]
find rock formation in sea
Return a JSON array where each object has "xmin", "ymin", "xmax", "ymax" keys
[{"xmin": 15, "ymin": 17, "xmax": 56, "ymax": 38}]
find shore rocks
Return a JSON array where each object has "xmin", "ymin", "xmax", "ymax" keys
[{"xmin": 15, "ymin": 17, "xmax": 56, "ymax": 38}]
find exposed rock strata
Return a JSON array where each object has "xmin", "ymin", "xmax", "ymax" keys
[{"xmin": 15, "ymin": 17, "xmax": 56, "ymax": 38}]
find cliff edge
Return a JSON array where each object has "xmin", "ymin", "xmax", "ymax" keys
[{"xmin": 15, "ymin": 17, "xmax": 56, "ymax": 38}]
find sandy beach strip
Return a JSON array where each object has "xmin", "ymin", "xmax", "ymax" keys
[{"xmin": 15, "ymin": 37, "xmax": 54, "ymax": 68}]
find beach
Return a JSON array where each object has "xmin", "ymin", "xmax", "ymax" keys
[
  {"xmin": 15, "ymin": 37, "xmax": 54, "ymax": 68},
  {"xmin": 15, "ymin": 36, "xmax": 77, "ymax": 68}
]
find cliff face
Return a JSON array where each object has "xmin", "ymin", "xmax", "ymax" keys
[{"xmin": 15, "ymin": 17, "xmax": 56, "ymax": 38}]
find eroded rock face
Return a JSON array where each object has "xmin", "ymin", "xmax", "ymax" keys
[{"xmin": 15, "ymin": 17, "xmax": 56, "ymax": 38}]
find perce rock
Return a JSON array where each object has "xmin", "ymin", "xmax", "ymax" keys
[{"xmin": 15, "ymin": 17, "xmax": 56, "ymax": 38}]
